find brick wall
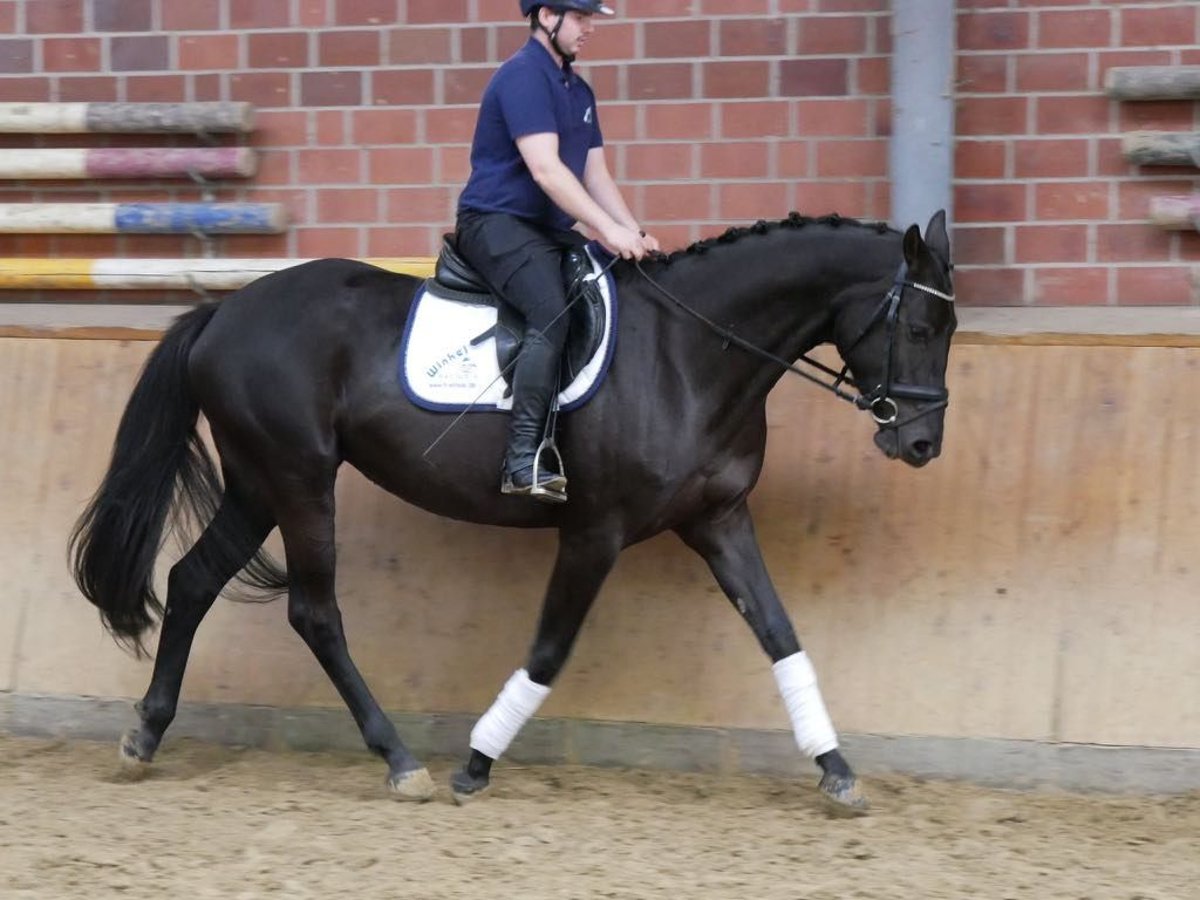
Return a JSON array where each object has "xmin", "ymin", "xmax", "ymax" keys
[{"xmin": 0, "ymin": 0, "xmax": 1196, "ymax": 306}]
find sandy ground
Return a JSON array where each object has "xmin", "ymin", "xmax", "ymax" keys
[{"xmin": 0, "ymin": 735, "xmax": 1196, "ymax": 900}]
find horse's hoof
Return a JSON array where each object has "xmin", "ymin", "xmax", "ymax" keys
[
  {"xmin": 818, "ymin": 773, "xmax": 871, "ymax": 816},
  {"xmin": 117, "ymin": 730, "xmax": 153, "ymax": 779},
  {"xmin": 387, "ymin": 766, "xmax": 436, "ymax": 802},
  {"xmin": 449, "ymin": 768, "xmax": 490, "ymax": 806}
]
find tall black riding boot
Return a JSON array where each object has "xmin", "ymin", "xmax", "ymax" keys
[{"xmin": 501, "ymin": 330, "xmax": 567, "ymax": 502}]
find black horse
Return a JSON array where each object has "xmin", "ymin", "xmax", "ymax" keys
[{"xmin": 70, "ymin": 211, "xmax": 956, "ymax": 813}]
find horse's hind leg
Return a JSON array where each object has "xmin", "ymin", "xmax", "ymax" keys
[
  {"xmin": 450, "ymin": 526, "xmax": 621, "ymax": 803},
  {"xmin": 275, "ymin": 480, "xmax": 434, "ymax": 801},
  {"xmin": 120, "ymin": 489, "xmax": 274, "ymax": 771},
  {"xmin": 676, "ymin": 502, "xmax": 869, "ymax": 815}
]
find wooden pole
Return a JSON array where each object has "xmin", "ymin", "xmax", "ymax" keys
[
  {"xmin": 0, "ymin": 102, "xmax": 255, "ymax": 134},
  {"xmin": 1105, "ymin": 67, "xmax": 1200, "ymax": 101},
  {"xmin": 1148, "ymin": 195, "xmax": 1200, "ymax": 231},
  {"xmin": 1122, "ymin": 132, "xmax": 1200, "ymax": 168},
  {"xmin": 0, "ymin": 147, "xmax": 257, "ymax": 179}
]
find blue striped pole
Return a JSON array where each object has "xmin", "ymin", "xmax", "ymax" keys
[{"xmin": 0, "ymin": 203, "xmax": 287, "ymax": 234}]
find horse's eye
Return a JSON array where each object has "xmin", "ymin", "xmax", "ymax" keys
[{"xmin": 908, "ymin": 324, "xmax": 932, "ymax": 343}]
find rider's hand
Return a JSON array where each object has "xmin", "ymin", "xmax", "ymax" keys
[
  {"xmin": 639, "ymin": 230, "xmax": 661, "ymax": 254},
  {"xmin": 600, "ymin": 223, "xmax": 648, "ymax": 261}
]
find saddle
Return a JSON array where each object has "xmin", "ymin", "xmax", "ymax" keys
[{"xmin": 433, "ymin": 234, "xmax": 607, "ymax": 392}]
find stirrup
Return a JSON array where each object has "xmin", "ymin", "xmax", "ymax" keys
[{"xmin": 500, "ymin": 439, "xmax": 567, "ymax": 503}]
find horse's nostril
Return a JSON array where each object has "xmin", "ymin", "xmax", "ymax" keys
[{"xmin": 911, "ymin": 439, "xmax": 934, "ymax": 459}]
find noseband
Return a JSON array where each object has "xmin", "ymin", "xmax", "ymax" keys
[{"xmin": 633, "ymin": 259, "xmax": 954, "ymax": 430}]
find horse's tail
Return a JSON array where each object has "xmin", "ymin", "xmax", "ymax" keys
[{"xmin": 68, "ymin": 303, "xmax": 287, "ymax": 654}]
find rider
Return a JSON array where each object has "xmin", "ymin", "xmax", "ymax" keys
[{"xmin": 455, "ymin": 0, "xmax": 659, "ymax": 502}]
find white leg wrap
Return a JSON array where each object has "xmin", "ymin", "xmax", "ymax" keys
[
  {"xmin": 773, "ymin": 651, "xmax": 839, "ymax": 758},
  {"xmin": 469, "ymin": 669, "xmax": 551, "ymax": 761}
]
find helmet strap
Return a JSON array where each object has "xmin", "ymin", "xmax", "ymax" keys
[{"xmin": 539, "ymin": 10, "xmax": 576, "ymax": 65}]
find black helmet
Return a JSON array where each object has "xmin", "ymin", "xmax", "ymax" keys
[{"xmin": 520, "ymin": 0, "xmax": 614, "ymax": 16}]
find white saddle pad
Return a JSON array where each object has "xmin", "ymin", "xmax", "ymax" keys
[{"xmin": 400, "ymin": 246, "xmax": 615, "ymax": 413}]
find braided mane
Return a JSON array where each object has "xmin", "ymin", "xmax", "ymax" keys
[{"xmin": 652, "ymin": 212, "xmax": 896, "ymax": 267}]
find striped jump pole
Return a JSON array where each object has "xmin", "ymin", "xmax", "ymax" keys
[
  {"xmin": 0, "ymin": 258, "xmax": 436, "ymax": 291},
  {"xmin": 0, "ymin": 148, "xmax": 257, "ymax": 180},
  {"xmin": 0, "ymin": 203, "xmax": 287, "ymax": 234},
  {"xmin": 1149, "ymin": 196, "xmax": 1200, "ymax": 231},
  {"xmin": 0, "ymin": 102, "xmax": 254, "ymax": 134}
]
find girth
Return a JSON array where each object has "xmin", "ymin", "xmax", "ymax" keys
[{"xmin": 433, "ymin": 234, "xmax": 606, "ymax": 391}]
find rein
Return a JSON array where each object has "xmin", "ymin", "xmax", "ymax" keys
[{"xmin": 632, "ymin": 258, "xmax": 953, "ymax": 429}]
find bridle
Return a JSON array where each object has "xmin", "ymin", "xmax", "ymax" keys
[{"xmin": 632, "ymin": 258, "xmax": 955, "ymax": 430}]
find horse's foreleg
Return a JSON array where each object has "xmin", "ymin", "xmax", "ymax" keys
[
  {"xmin": 120, "ymin": 496, "xmax": 273, "ymax": 772},
  {"xmin": 676, "ymin": 503, "xmax": 869, "ymax": 815},
  {"xmin": 278, "ymin": 491, "xmax": 434, "ymax": 801},
  {"xmin": 450, "ymin": 527, "xmax": 621, "ymax": 804}
]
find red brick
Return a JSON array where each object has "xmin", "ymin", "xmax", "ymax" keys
[
  {"xmin": 956, "ymin": 55, "xmax": 1008, "ymax": 94},
  {"xmin": 1095, "ymin": 138, "xmax": 1129, "ymax": 178},
  {"xmin": 1122, "ymin": 6, "xmax": 1196, "ymax": 48},
  {"xmin": 41, "ymin": 37, "xmax": 100, "ymax": 72},
  {"xmin": 191, "ymin": 74, "xmax": 222, "ymax": 101},
  {"xmin": 0, "ymin": 40, "xmax": 33, "ymax": 74},
  {"xmin": 793, "ymin": 99, "xmax": 869, "ymax": 137},
  {"xmin": 474, "ymin": 0, "xmax": 512, "ymax": 23},
  {"xmin": 334, "ymin": 0, "xmax": 397, "ymax": 24},
  {"xmin": 179, "ymin": 35, "xmax": 239, "ymax": 71},
  {"xmin": 387, "ymin": 28, "xmax": 451, "ymax": 65},
  {"xmin": 367, "ymin": 226, "xmax": 439, "ymax": 257},
  {"xmin": 957, "ymin": 96, "xmax": 1027, "ymax": 137},
  {"xmin": 1037, "ymin": 9, "xmax": 1111, "ymax": 49},
  {"xmin": 110, "ymin": 35, "xmax": 169, "ymax": 71},
  {"xmin": 639, "ymin": 223, "xmax": 697, "ymax": 253},
  {"xmin": 161, "ymin": 1, "xmax": 221, "ymax": 30},
  {"xmin": 444, "ymin": 68, "xmax": 492, "ymax": 105},
  {"xmin": 721, "ymin": 101, "xmax": 789, "ymax": 138},
  {"xmin": 1118, "ymin": 102, "xmax": 1195, "ymax": 134},
  {"xmin": 631, "ymin": 0, "xmax": 701, "ymax": 17},
  {"xmin": 438, "ymin": 145, "xmax": 471, "ymax": 183},
  {"xmin": 644, "ymin": 183, "xmax": 713, "ymax": 221},
  {"xmin": 230, "ymin": 0, "xmax": 290, "ymax": 30},
  {"xmin": 644, "ymin": 103, "xmax": 712, "ymax": 140},
  {"xmin": 953, "ymin": 267, "xmax": 1023, "ymax": 305},
  {"xmin": 1118, "ymin": 180, "xmax": 1194, "ymax": 220},
  {"xmin": 424, "ymin": 107, "xmax": 476, "ymax": 143},
  {"xmin": 793, "ymin": 180, "xmax": 869, "ymax": 219},
  {"xmin": 1032, "ymin": 267, "xmax": 1109, "ymax": 305},
  {"xmin": 705, "ymin": 0, "xmax": 770, "ymax": 13},
  {"xmin": 406, "ymin": 0, "xmax": 467, "ymax": 25},
  {"xmin": 816, "ymin": 139, "xmax": 885, "ymax": 178},
  {"xmin": 229, "ymin": 71, "xmax": 292, "ymax": 107},
  {"xmin": 703, "ymin": 62, "xmax": 769, "ymax": 99},
  {"xmin": 126, "ymin": 75, "xmax": 186, "ymax": 102},
  {"xmin": 371, "ymin": 70, "xmax": 435, "ymax": 105},
  {"xmin": 1116, "ymin": 268, "xmax": 1194, "ymax": 305},
  {"xmin": 598, "ymin": 104, "xmax": 637, "ymax": 141},
  {"xmin": 629, "ymin": 63, "xmax": 694, "ymax": 101},
  {"xmin": 796, "ymin": 16, "xmax": 867, "ymax": 55},
  {"xmin": 459, "ymin": 27, "xmax": 490, "ymax": 63},
  {"xmin": 817, "ymin": 0, "xmax": 886, "ymax": 11},
  {"xmin": 352, "ymin": 109, "xmax": 420, "ymax": 146},
  {"xmin": 1097, "ymin": 49, "xmax": 1173, "ymax": 83},
  {"xmin": 254, "ymin": 111, "xmax": 309, "ymax": 147},
  {"xmin": 956, "ymin": 140, "xmax": 1006, "ymax": 180},
  {"xmin": 955, "ymin": 183, "xmax": 1026, "ymax": 222},
  {"xmin": 298, "ymin": 148, "xmax": 363, "ymax": 184},
  {"xmin": 301, "ymin": 71, "xmax": 362, "ymax": 107},
  {"xmin": 250, "ymin": 149, "xmax": 293, "ymax": 186},
  {"xmin": 496, "ymin": 26, "xmax": 528, "ymax": 59},
  {"xmin": 298, "ymin": 0, "xmax": 329, "ymax": 27},
  {"xmin": 719, "ymin": 182, "xmax": 794, "ymax": 222},
  {"xmin": 297, "ymin": 227, "xmax": 362, "ymax": 259},
  {"xmin": 718, "ymin": 19, "xmax": 785, "ymax": 56},
  {"xmin": 780, "ymin": 58, "xmax": 848, "ymax": 96},
  {"xmin": 645, "ymin": 20, "xmax": 710, "ymax": 58},
  {"xmin": 775, "ymin": 141, "xmax": 812, "ymax": 178},
  {"xmin": 1016, "ymin": 53, "xmax": 1089, "ymax": 92},
  {"xmin": 57, "ymin": 76, "xmax": 116, "ymax": 101},
  {"xmin": 1035, "ymin": 182, "xmax": 1110, "ymax": 220},
  {"xmin": 623, "ymin": 143, "xmax": 695, "ymax": 181},
  {"xmin": 315, "ymin": 109, "xmax": 345, "ymax": 145},
  {"xmin": 586, "ymin": 65, "xmax": 619, "ymax": 102},
  {"xmin": 1014, "ymin": 139, "xmax": 1088, "ymax": 179},
  {"xmin": 958, "ymin": 11, "xmax": 1030, "ymax": 51},
  {"xmin": 1015, "ymin": 225, "xmax": 1087, "ymax": 263},
  {"xmin": 951, "ymin": 227, "xmax": 1006, "ymax": 266},
  {"xmin": 1035, "ymin": 96, "xmax": 1111, "ymax": 135},
  {"xmin": 26, "ymin": 0, "xmax": 83, "ymax": 34},
  {"xmin": 386, "ymin": 187, "xmax": 453, "ymax": 223},
  {"xmin": 0, "ymin": 4, "xmax": 14, "ymax": 33},
  {"xmin": 94, "ymin": 0, "xmax": 152, "ymax": 31},
  {"xmin": 367, "ymin": 148, "xmax": 435, "ymax": 184},
  {"xmin": 317, "ymin": 189, "xmax": 381, "ymax": 224},
  {"xmin": 249, "ymin": 32, "xmax": 309, "ymax": 68},
  {"xmin": 857, "ymin": 56, "xmax": 889, "ymax": 94},
  {"xmin": 701, "ymin": 142, "xmax": 770, "ymax": 179},
  {"xmin": 1095, "ymin": 224, "xmax": 1173, "ymax": 263}
]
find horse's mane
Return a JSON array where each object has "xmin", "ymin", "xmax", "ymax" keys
[{"xmin": 649, "ymin": 212, "xmax": 897, "ymax": 267}]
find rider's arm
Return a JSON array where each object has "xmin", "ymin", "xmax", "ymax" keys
[
  {"xmin": 583, "ymin": 147, "xmax": 659, "ymax": 253},
  {"xmin": 516, "ymin": 132, "xmax": 645, "ymax": 258}
]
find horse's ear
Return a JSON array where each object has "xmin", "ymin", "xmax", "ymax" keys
[
  {"xmin": 902, "ymin": 223, "xmax": 923, "ymax": 267},
  {"xmin": 924, "ymin": 209, "xmax": 950, "ymax": 263}
]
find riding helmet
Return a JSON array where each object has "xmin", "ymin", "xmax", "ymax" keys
[{"xmin": 521, "ymin": 0, "xmax": 615, "ymax": 16}]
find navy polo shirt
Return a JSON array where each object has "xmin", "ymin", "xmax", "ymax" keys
[{"xmin": 458, "ymin": 38, "xmax": 603, "ymax": 232}]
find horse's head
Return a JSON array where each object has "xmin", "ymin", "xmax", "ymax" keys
[{"xmin": 833, "ymin": 210, "xmax": 956, "ymax": 468}]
